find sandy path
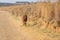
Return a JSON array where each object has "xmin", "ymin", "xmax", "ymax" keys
[{"xmin": 0, "ymin": 11, "xmax": 25, "ymax": 40}]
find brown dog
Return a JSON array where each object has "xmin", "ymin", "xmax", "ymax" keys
[{"xmin": 22, "ymin": 15, "xmax": 27, "ymax": 25}]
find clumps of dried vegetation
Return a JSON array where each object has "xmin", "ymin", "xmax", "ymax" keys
[{"xmin": 0, "ymin": 2, "xmax": 60, "ymax": 31}]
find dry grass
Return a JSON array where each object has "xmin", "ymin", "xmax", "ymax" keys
[{"xmin": 0, "ymin": 2, "xmax": 60, "ymax": 32}]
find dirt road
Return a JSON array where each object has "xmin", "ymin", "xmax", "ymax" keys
[
  {"xmin": 0, "ymin": 11, "xmax": 60, "ymax": 40},
  {"xmin": 0, "ymin": 11, "xmax": 26, "ymax": 40}
]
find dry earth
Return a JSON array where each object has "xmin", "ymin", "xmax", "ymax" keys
[{"xmin": 0, "ymin": 10, "xmax": 60, "ymax": 40}]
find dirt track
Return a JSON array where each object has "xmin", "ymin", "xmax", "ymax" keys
[
  {"xmin": 0, "ymin": 11, "xmax": 26, "ymax": 40},
  {"xmin": 0, "ymin": 11, "xmax": 60, "ymax": 40}
]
